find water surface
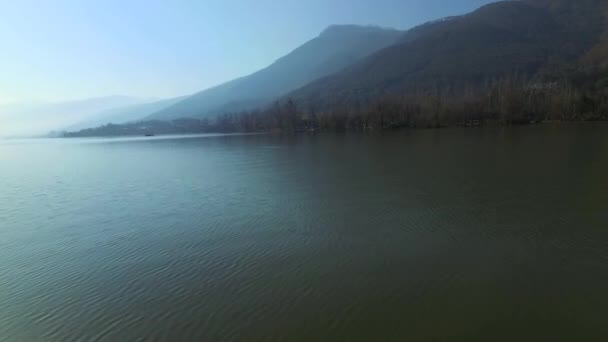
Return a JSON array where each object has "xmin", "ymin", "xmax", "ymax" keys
[{"xmin": 1, "ymin": 126, "xmax": 608, "ymax": 341}]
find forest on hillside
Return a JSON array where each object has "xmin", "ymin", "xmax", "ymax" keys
[{"xmin": 65, "ymin": 70, "xmax": 608, "ymax": 137}]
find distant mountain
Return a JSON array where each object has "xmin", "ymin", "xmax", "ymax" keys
[
  {"xmin": 66, "ymin": 97, "xmax": 185, "ymax": 132},
  {"xmin": 287, "ymin": 0, "xmax": 608, "ymax": 110},
  {"xmin": 146, "ymin": 25, "xmax": 403, "ymax": 120},
  {"xmin": 0, "ymin": 96, "xmax": 144, "ymax": 137}
]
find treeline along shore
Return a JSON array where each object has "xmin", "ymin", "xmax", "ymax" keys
[{"xmin": 64, "ymin": 74, "xmax": 608, "ymax": 137}]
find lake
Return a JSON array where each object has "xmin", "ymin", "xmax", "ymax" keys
[{"xmin": 1, "ymin": 124, "xmax": 608, "ymax": 341}]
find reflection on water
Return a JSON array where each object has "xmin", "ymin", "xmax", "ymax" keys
[{"xmin": 1, "ymin": 125, "xmax": 608, "ymax": 341}]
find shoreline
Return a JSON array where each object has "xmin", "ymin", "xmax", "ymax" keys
[{"xmin": 60, "ymin": 119, "xmax": 608, "ymax": 139}]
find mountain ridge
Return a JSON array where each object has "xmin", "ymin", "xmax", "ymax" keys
[
  {"xmin": 145, "ymin": 25, "xmax": 403, "ymax": 120},
  {"xmin": 65, "ymin": 0, "xmax": 608, "ymax": 137},
  {"xmin": 286, "ymin": 1, "xmax": 567, "ymax": 108}
]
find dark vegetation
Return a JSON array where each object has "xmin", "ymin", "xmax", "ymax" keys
[
  {"xmin": 64, "ymin": 72, "xmax": 608, "ymax": 137},
  {"xmin": 65, "ymin": 0, "xmax": 608, "ymax": 137}
]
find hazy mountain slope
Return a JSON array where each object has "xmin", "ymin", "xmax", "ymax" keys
[
  {"xmin": 288, "ymin": 0, "xmax": 607, "ymax": 110},
  {"xmin": 66, "ymin": 97, "xmax": 185, "ymax": 131},
  {"xmin": 0, "ymin": 96, "xmax": 143, "ymax": 137},
  {"xmin": 146, "ymin": 25, "xmax": 403, "ymax": 120}
]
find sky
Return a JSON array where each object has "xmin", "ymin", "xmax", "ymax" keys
[{"xmin": 0, "ymin": 0, "xmax": 496, "ymax": 105}]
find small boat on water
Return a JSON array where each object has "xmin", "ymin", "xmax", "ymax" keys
[{"xmin": 144, "ymin": 133, "xmax": 155, "ymax": 137}]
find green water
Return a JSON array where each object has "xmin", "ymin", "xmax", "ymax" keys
[{"xmin": 1, "ymin": 125, "xmax": 607, "ymax": 341}]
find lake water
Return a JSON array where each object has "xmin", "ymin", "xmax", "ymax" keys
[{"xmin": 1, "ymin": 125, "xmax": 608, "ymax": 341}]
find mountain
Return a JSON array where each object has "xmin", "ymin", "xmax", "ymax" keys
[
  {"xmin": 66, "ymin": 0, "xmax": 608, "ymax": 137},
  {"xmin": 0, "ymin": 96, "xmax": 144, "ymax": 137},
  {"xmin": 146, "ymin": 25, "xmax": 403, "ymax": 120},
  {"xmin": 66, "ymin": 97, "xmax": 185, "ymax": 132},
  {"xmin": 287, "ymin": 0, "xmax": 608, "ymax": 110}
]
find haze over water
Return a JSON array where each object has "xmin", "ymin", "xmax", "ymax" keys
[{"xmin": 1, "ymin": 125, "xmax": 608, "ymax": 341}]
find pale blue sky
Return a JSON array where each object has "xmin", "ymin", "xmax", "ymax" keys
[{"xmin": 0, "ymin": 0, "xmax": 495, "ymax": 105}]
